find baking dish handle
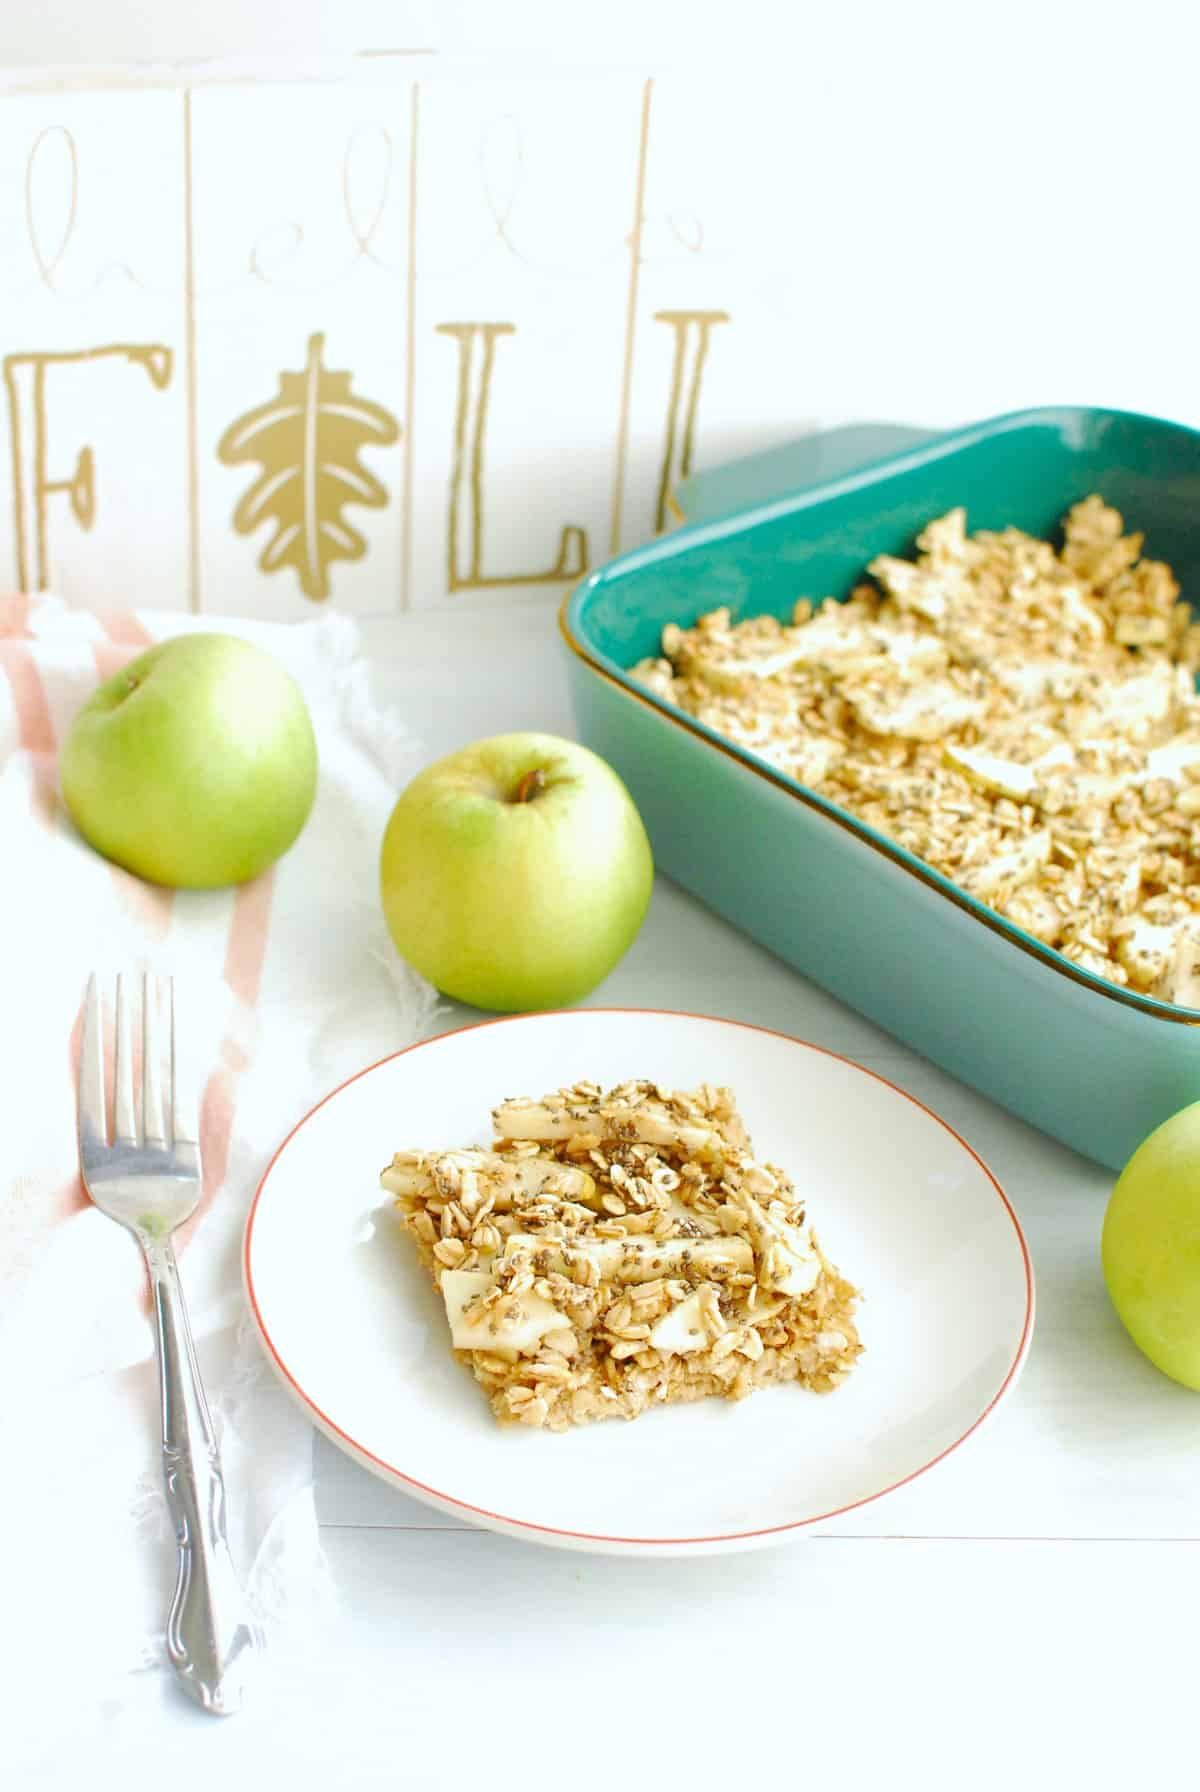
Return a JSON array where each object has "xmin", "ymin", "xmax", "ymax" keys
[{"xmin": 673, "ymin": 422, "xmax": 938, "ymax": 526}]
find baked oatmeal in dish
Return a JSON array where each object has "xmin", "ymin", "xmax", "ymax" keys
[
  {"xmin": 631, "ymin": 499, "xmax": 1200, "ymax": 1004},
  {"xmin": 380, "ymin": 1080, "xmax": 861, "ymax": 1431}
]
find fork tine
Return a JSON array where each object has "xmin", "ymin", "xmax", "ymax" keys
[
  {"xmin": 142, "ymin": 971, "xmax": 167, "ymax": 1146},
  {"xmin": 78, "ymin": 973, "xmax": 108, "ymax": 1154},
  {"xmin": 114, "ymin": 972, "xmax": 138, "ymax": 1145},
  {"xmin": 168, "ymin": 978, "xmax": 199, "ymax": 1147}
]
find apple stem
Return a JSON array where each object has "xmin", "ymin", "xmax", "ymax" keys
[{"xmin": 512, "ymin": 767, "xmax": 546, "ymax": 804}]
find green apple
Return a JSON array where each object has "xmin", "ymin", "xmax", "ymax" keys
[
  {"xmin": 61, "ymin": 632, "xmax": 318, "ymax": 888},
  {"xmin": 380, "ymin": 732, "xmax": 653, "ymax": 1012},
  {"xmin": 1102, "ymin": 1100, "xmax": 1200, "ymax": 1389}
]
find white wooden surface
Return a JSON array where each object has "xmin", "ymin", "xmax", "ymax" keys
[{"xmin": 31, "ymin": 598, "xmax": 1200, "ymax": 1788}]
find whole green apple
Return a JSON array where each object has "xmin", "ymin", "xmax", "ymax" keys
[
  {"xmin": 1102, "ymin": 1100, "xmax": 1200, "ymax": 1389},
  {"xmin": 380, "ymin": 732, "xmax": 653, "ymax": 1012},
  {"xmin": 61, "ymin": 632, "xmax": 318, "ymax": 888}
]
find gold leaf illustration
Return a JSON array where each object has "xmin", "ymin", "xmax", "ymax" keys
[{"xmin": 217, "ymin": 332, "xmax": 399, "ymax": 601}]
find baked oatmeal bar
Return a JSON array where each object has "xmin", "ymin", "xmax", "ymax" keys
[
  {"xmin": 631, "ymin": 499, "xmax": 1200, "ymax": 1004},
  {"xmin": 380, "ymin": 1079, "xmax": 861, "ymax": 1431}
]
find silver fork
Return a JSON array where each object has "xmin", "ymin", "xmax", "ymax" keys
[{"xmin": 78, "ymin": 971, "xmax": 261, "ymax": 1715}]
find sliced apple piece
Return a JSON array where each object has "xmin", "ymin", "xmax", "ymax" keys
[
  {"xmin": 502, "ymin": 1232, "xmax": 753, "ymax": 1285},
  {"xmin": 380, "ymin": 1159, "xmax": 433, "ymax": 1198},
  {"xmin": 381, "ymin": 1148, "xmax": 595, "ymax": 1212},
  {"xmin": 439, "ymin": 1269, "xmax": 495, "ymax": 1350},
  {"xmin": 648, "ymin": 1290, "xmax": 708, "ymax": 1355},
  {"xmin": 1030, "ymin": 743, "xmax": 1075, "ymax": 776},
  {"xmin": 438, "ymin": 1267, "xmax": 571, "ymax": 1358},
  {"xmin": 991, "ymin": 657, "xmax": 1085, "ymax": 706},
  {"xmin": 741, "ymin": 1196, "xmax": 821, "ymax": 1295},
  {"xmin": 845, "ymin": 677, "xmax": 983, "ymax": 742},
  {"xmin": 958, "ymin": 828, "xmax": 1051, "ymax": 900},
  {"xmin": 493, "ymin": 1096, "xmax": 726, "ymax": 1162},
  {"xmin": 1145, "ymin": 736, "xmax": 1200, "ymax": 784},
  {"xmin": 867, "ymin": 554, "xmax": 952, "ymax": 621},
  {"xmin": 1114, "ymin": 917, "xmax": 1178, "ymax": 991},
  {"xmin": 943, "ymin": 743, "xmax": 1038, "ymax": 803},
  {"xmin": 484, "ymin": 1154, "xmax": 597, "ymax": 1208},
  {"xmin": 1091, "ymin": 669, "xmax": 1176, "ymax": 733},
  {"xmin": 767, "ymin": 1230, "xmax": 821, "ymax": 1297}
]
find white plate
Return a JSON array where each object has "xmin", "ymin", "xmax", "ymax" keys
[{"xmin": 244, "ymin": 1009, "xmax": 1034, "ymax": 1556}]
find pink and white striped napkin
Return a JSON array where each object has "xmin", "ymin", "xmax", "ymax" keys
[{"xmin": 0, "ymin": 593, "xmax": 437, "ymax": 1746}]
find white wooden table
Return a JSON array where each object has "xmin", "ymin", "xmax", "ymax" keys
[{"xmin": 60, "ymin": 600, "xmax": 1200, "ymax": 1789}]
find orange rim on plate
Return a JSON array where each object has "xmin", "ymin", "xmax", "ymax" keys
[{"xmin": 243, "ymin": 1008, "xmax": 1035, "ymax": 1548}]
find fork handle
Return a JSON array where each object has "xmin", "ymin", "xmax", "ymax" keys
[{"xmin": 144, "ymin": 1235, "xmax": 261, "ymax": 1714}]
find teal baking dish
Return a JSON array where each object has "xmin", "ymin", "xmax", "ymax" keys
[{"xmin": 561, "ymin": 406, "xmax": 1200, "ymax": 1172}]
